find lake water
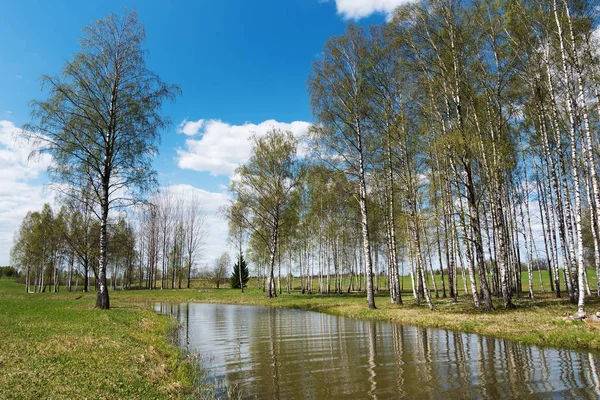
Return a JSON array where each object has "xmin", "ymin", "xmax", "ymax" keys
[{"xmin": 156, "ymin": 302, "xmax": 600, "ymax": 399}]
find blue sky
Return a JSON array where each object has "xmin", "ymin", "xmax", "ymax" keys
[{"xmin": 0, "ymin": 0, "xmax": 408, "ymax": 265}]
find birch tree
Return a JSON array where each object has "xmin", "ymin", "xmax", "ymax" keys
[
  {"xmin": 308, "ymin": 25, "xmax": 378, "ymax": 309},
  {"xmin": 183, "ymin": 192, "xmax": 207, "ymax": 289},
  {"xmin": 230, "ymin": 129, "xmax": 303, "ymax": 298},
  {"xmin": 23, "ymin": 11, "xmax": 180, "ymax": 309}
]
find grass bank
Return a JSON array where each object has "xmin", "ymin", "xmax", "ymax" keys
[
  {"xmin": 116, "ymin": 282, "xmax": 600, "ymax": 353},
  {"xmin": 78, "ymin": 277, "xmax": 600, "ymax": 353},
  {"xmin": 0, "ymin": 279, "xmax": 222, "ymax": 400}
]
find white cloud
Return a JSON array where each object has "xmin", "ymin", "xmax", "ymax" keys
[
  {"xmin": 0, "ymin": 120, "xmax": 54, "ymax": 265},
  {"xmin": 333, "ymin": 0, "xmax": 414, "ymax": 20},
  {"xmin": 162, "ymin": 184, "xmax": 231, "ymax": 263},
  {"xmin": 178, "ymin": 118, "xmax": 205, "ymax": 136},
  {"xmin": 176, "ymin": 119, "xmax": 311, "ymax": 176}
]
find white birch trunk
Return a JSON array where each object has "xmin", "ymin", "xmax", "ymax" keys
[
  {"xmin": 555, "ymin": 0, "xmax": 586, "ymax": 314},
  {"xmin": 564, "ymin": 0, "xmax": 600, "ymax": 299},
  {"xmin": 544, "ymin": 52, "xmax": 576, "ymax": 299},
  {"xmin": 356, "ymin": 120, "xmax": 376, "ymax": 309}
]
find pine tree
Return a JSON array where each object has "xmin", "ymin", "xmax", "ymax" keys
[{"xmin": 231, "ymin": 255, "xmax": 249, "ymax": 289}]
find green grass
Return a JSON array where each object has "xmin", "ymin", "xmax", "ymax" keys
[
  {"xmin": 124, "ymin": 267, "xmax": 594, "ymax": 298},
  {"xmin": 0, "ymin": 279, "xmax": 216, "ymax": 400},
  {"xmin": 276, "ymin": 268, "xmax": 596, "ymax": 297},
  {"xmin": 3, "ymin": 269, "xmax": 600, "ymax": 398}
]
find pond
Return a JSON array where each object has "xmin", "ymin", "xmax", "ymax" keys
[{"xmin": 156, "ymin": 303, "xmax": 600, "ymax": 399}]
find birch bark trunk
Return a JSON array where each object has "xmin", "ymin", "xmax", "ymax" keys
[
  {"xmin": 356, "ymin": 118, "xmax": 376, "ymax": 309},
  {"xmin": 96, "ymin": 189, "xmax": 110, "ymax": 309},
  {"xmin": 554, "ymin": 0, "xmax": 586, "ymax": 313}
]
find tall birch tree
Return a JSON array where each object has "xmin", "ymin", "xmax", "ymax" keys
[
  {"xmin": 309, "ymin": 25, "xmax": 378, "ymax": 309},
  {"xmin": 23, "ymin": 11, "xmax": 180, "ymax": 309},
  {"xmin": 230, "ymin": 129, "xmax": 303, "ymax": 299}
]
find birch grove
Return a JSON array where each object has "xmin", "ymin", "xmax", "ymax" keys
[{"xmin": 225, "ymin": 0, "xmax": 600, "ymax": 313}]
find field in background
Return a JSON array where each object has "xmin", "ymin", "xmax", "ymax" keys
[{"xmin": 186, "ymin": 268, "xmax": 595, "ymax": 296}]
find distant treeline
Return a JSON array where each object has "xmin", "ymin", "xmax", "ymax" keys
[
  {"xmin": 0, "ymin": 266, "xmax": 19, "ymax": 279},
  {"xmin": 11, "ymin": 190, "xmax": 207, "ymax": 294}
]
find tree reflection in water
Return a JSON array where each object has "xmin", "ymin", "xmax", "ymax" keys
[{"xmin": 156, "ymin": 303, "xmax": 600, "ymax": 399}]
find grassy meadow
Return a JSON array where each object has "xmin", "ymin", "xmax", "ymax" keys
[
  {"xmin": 2, "ymin": 269, "xmax": 600, "ymax": 399},
  {"xmin": 0, "ymin": 279, "xmax": 220, "ymax": 400}
]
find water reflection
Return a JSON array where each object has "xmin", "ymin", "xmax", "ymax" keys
[{"xmin": 156, "ymin": 303, "xmax": 600, "ymax": 399}]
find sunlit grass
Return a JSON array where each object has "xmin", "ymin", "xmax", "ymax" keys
[{"xmin": 0, "ymin": 279, "xmax": 208, "ymax": 399}]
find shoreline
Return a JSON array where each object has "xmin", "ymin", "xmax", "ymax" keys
[{"xmin": 126, "ymin": 287, "xmax": 600, "ymax": 354}]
